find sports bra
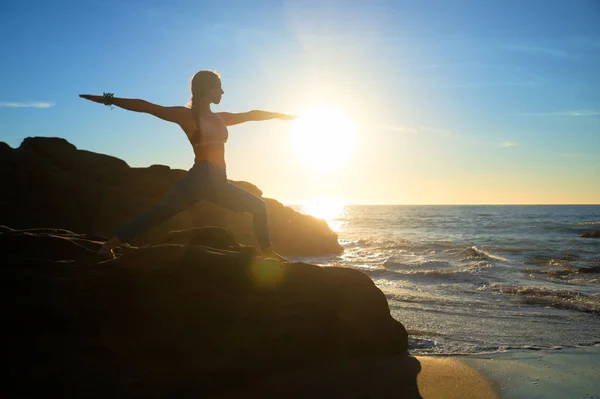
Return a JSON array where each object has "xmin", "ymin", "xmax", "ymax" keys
[{"xmin": 190, "ymin": 113, "xmax": 229, "ymax": 147}]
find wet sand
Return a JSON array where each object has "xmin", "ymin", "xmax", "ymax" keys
[{"xmin": 460, "ymin": 345, "xmax": 600, "ymax": 399}]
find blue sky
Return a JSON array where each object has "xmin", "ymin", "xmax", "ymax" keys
[{"xmin": 1, "ymin": 0, "xmax": 599, "ymax": 204}]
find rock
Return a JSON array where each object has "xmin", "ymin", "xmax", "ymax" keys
[
  {"xmin": 0, "ymin": 227, "xmax": 408, "ymax": 398},
  {"xmin": 578, "ymin": 266, "xmax": 600, "ymax": 274},
  {"xmin": 581, "ymin": 231, "xmax": 600, "ymax": 238},
  {"xmin": 0, "ymin": 141, "xmax": 11, "ymax": 158},
  {"xmin": 0, "ymin": 224, "xmax": 100, "ymax": 263},
  {"xmin": 160, "ymin": 227, "xmax": 260, "ymax": 258},
  {"xmin": 18, "ymin": 136, "xmax": 78, "ymax": 160},
  {"xmin": 0, "ymin": 137, "xmax": 342, "ymax": 256}
]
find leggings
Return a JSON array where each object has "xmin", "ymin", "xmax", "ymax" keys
[{"xmin": 115, "ymin": 161, "xmax": 271, "ymax": 250}]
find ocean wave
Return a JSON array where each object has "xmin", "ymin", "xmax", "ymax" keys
[
  {"xmin": 498, "ymin": 247, "xmax": 538, "ymax": 254},
  {"xmin": 574, "ymin": 221, "xmax": 600, "ymax": 226},
  {"xmin": 478, "ymin": 284, "xmax": 600, "ymax": 314},
  {"xmin": 524, "ymin": 252, "xmax": 580, "ymax": 267},
  {"xmin": 523, "ymin": 265, "xmax": 600, "ymax": 279},
  {"xmin": 408, "ymin": 341, "xmax": 600, "ymax": 355},
  {"xmin": 407, "ymin": 329, "xmax": 444, "ymax": 337},
  {"xmin": 389, "ymin": 269, "xmax": 473, "ymax": 278},
  {"xmin": 340, "ymin": 238, "xmax": 418, "ymax": 251},
  {"xmin": 540, "ymin": 224, "xmax": 581, "ymax": 233},
  {"xmin": 383, "ymin": 261, "xmax": 412, "ymax": 269},
  {"xmin": 384, "ymin": 259, "xmax": 451, "ymax": 269},
  {"xmin": 568, "ymin": 276, "xmax": 600, "ymax": 285},
  {"xmin": 378, "ymin": 241, "xmax": 415, "ymax": 251},
  {"xmin": 342, "ymin": 237, "xmax": 514, "ymax": 266},
  {"xmin": 461, "ymin": 246, "xmax": 509, "ymax": 262},
  {"xmin": 339, "ymin": 238, "xmax": 372, "ymax": 248},
  {"xmin": 522, "ymin": 267, "xmax": 575, "ymax": 277},
  {"xmin": 373, "ymin": 263, "xmax": 490, "ymax": 282}
]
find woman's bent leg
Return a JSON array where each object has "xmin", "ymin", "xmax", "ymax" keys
[
  {"xmin": 115, "ymin": 163, "xmax": 212, "ymax": 243},
  {"xmin": 209, "ymin": 181, "xmax": 273, "ymax": 252},
  {"xmin": 115, "ymin": 192, "xmax": 189, "ymax": 243}
]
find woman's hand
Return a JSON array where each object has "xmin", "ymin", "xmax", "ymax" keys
[
  {"xmin": 276, "ymin": 113, "xmax": 297, "ymax": 121},
  {"xmin": 218, "ymin": 110, "xmax": 297, "ymax": 125},
  {"xmin": 79, "ymin": 94, "xmax": 104, "ymax": 103}
]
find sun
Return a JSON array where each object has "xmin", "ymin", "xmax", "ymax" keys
[{"xmin": 290, "ymin": 105, "xmax": 358, "ymax": 172}]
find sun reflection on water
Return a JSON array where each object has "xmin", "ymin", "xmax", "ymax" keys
[{"xmin": 301, "ymin": 198, "xmax": 346, "ymax": 232}]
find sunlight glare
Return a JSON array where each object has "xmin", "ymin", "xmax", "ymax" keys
[
  {"xmin": 291, "ymin": 105, "xmax": 357, "ymax": 172},
  {"xmin": 302, "ymin": 197, "xmax": 346, "ymax": 232}
]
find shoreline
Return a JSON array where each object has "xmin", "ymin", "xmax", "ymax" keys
[{"xmin": 410, "ymin": 342, "xmax": 600, "ymax": 357}]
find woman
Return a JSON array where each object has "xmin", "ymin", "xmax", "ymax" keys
[{"xmin": 80, "ymin": 70, "xmax": 294, "ymax": 261}]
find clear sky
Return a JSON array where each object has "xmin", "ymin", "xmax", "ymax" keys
[{"xmin": 1, "ymin": 0, "xmax": 599, "ymax": 205}]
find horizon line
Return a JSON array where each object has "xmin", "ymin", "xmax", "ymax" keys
[{"xmin": 283, "ymin": 203, "xmax": 600, "ymax": 206}]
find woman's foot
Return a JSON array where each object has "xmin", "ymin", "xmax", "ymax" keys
[
  {"xmin": 96, "ymin": 236, "xmax": 123, "ymax": 261},
  {"xmin": 261, "ymin": 247, "xmax": 288, "ymax": 263},
  {"xmin": 97, "ymin": 245, "xmax": 116, "ymax": 261}
]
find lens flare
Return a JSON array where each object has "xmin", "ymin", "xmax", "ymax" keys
[{"xmin": 248, "ymin": 258, "xmax": 285, "ymax": 289}]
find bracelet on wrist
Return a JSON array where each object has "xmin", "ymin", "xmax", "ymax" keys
[{"xmin": 102, "ymin": 92, "xmax": 114, "ymax": 106}]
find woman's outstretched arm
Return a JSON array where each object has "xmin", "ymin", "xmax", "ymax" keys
[
  {"xmin": 217, "ymin": 110, "xmax": 296, "ymax": 126},
  {"xmin": 79, "ymin": 94, "xmax": 191, "ymax": 126}
]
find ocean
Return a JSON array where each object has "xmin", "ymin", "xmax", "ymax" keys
[{"xmin": 288, "ymin": 205, "xmax": 600, "ymax": 355}]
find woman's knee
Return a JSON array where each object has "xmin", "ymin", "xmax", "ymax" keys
[{"xmin": 249, "ymin": 196, "xmax": 267, "ymax": 217}]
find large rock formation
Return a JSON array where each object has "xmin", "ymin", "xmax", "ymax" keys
[
  {"xmin": 0, "ymin": 137, "xmax": 342, "ymax": 256},
  {"xmin": 0, "ymin": 226, "xmax": 408, "ymax": 398}
]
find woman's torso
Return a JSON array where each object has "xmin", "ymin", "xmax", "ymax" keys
[{"xmin": 184, "ymin": 111, "xmax": 228, "ymax": 170}]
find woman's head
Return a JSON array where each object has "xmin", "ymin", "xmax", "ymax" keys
[{"xmin": 190, "ymin": 70, "xmax": 223, "ymax": 105}]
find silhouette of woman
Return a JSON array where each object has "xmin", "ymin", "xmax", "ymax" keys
[{"xmin": 80, "ymin": 70, "xmax": 294, "ymax": 261}]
